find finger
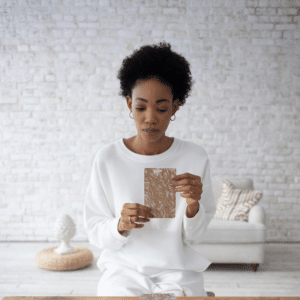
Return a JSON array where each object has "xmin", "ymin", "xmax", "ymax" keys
[
  {"xmin": 171, "ymin": 173, "xmax": 189, "ymax": 182},
  {"xmin": 181, "ymin": 190, "xmax": 201, "ymax": 201},
  {"xmin": 124, "ymin": 203, "xmax": 153, "ymax": 213},
  {"xmin": 179, "ymin": 190, "xmax": 195, "ymax": 197},
  {"xmin": 128, "ymin": 223, "xmax": 143, "ymax": 230},
  {"xmin": 176, "ymin": 186, "xmax": 201, "ymax": 199},
  {"xmin": 129, "ymin": 216, "xmax": 150, "ymax": 223},
  {"xmin": 171, "ymin": 173, "xmax": 199, "ymax": 182},
  {"xmin": 134, "ymin": 208, "xmax": 154, "ymax": 218},
  {"xmin": 122, "ymin": 204, "xmax": 153, "ymax": 220},
  {"xmin": 172, "ymin": 177, "xmax": 201, "ymax": 188},
  {"xmin": 129, "ymin": 219, "xmax": 145, "ymax": 228},
  {"xmin": 121, "ymin": 207, "xmax": 134, "ymax": 217},
  {"xmin": 174, "ymin": 185, "xmax": 202, "ymax": 193},
  {"xmin": 122, "ymin": 208, "xmax": 154, "ymax": 220}
]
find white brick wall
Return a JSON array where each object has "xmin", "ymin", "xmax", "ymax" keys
[{"xmin": 0, "ymin": 0, "xmax": 299, "ymax": 242}]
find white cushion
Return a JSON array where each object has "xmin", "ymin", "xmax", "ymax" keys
[
  {"xmin": 213, "ymin": 179, "xmax": 263, "ymax": 222},
  {"xmin": 212, "ymin": 177, "xmax": 254, "ymax": 205}
]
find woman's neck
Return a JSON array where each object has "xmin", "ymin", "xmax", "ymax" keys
[{"xmin": 125, "ymin": 135, "xmax": 174, "ymax": 156}]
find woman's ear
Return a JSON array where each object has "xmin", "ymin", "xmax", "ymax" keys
[
  {"xmin": 172, "ymin": 99, "xmax": 180, "ymax": 113},
  {"xmin": 126, "ymin": 96, "xmax": 132, "ymax": 110}
]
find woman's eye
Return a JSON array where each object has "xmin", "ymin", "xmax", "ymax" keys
[{"xmin": 136, "ymin": 108, "xmax": 167, "ymax": 112}]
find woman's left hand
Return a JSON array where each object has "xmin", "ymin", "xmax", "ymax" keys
[{"xmin": 170, "ymin": 173, "xmax": 203, "ymax": 207}]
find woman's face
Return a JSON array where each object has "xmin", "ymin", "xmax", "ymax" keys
[{"xmin": 126, "ymin": 77, "xmax": 179, "ymax": 139}]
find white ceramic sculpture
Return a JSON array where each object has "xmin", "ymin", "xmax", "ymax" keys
[{"xmin": 54, "ymin": 213, "xmax": 78, "ymax": 255}]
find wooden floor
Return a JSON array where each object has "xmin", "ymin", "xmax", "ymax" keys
[{"xmin": 0, "ymin": 242, "xmax": 300, "ymax": 298}]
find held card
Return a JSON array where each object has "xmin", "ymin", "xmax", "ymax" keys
[{"xmin": 144, "ymin": 168, "xmax": 176, "ymax": 218}]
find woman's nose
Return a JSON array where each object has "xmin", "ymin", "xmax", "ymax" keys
[{"xmin": 145, "ymin": 113, "xmax": 158, "ymax": 121}]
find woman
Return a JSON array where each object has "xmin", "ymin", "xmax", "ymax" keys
[{"xmin": 83, "ymin": 41, "xmax": 217, "ymax": 297}]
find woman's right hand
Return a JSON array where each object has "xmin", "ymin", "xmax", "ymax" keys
[{"xmin": 118, "ymin": 203, "xmax": 155, "ymax": 234}]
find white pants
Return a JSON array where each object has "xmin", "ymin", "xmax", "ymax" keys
[{"xmin": 97, "ymin": 263, "xmax": 207, "ymax": 297}]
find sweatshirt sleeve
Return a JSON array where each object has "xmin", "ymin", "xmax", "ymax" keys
[
  {"xmin": 182, "ymin": 156, "xmax": 217, "ymax": 246},
  {"xmin": 83, "ymin": 152, "xmax": 131, "ymax": 251}
]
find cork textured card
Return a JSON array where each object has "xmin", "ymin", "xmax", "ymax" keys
[
  {"xmin": 140, "ymin": 293, "xmax": 176, "ymax": 300},
  {"xmin": 144, "ymin": 168, "xmax": 176, "ymax": 218}
]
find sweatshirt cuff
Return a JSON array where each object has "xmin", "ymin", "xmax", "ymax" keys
[
  {"xmin": 183, "ymin": 203, "xmax": 205, "ymax": 229},
  {"xmin": 109, "ymin": 218, "xmax": 131, "ymax": 242}
]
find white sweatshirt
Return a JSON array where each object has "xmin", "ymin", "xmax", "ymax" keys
[{"xmin": 83, "ymin": 137, "xmax": 217, "ymax": 278}]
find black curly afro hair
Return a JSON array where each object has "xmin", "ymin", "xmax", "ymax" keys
[{"xmin": 117, "ymin": 40, "xmax": 195, "ymax": 108}]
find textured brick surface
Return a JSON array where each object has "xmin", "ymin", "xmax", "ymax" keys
[{"xmin": 0, "ymin": 0, "xmax": 299, "ymax": 242}]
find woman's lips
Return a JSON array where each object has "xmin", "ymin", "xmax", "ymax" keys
[
  {"xmin": 144, "ymin": 130, "xmax": 159, "ymax": 134},
  {"xmin": 144, "ymin": 129, "xmax": 159, "ymax": 132}
]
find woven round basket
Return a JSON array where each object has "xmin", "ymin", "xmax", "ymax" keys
[{"xmin": 35, "ymin": 246, "xmax": 94, "ymax": 271}]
